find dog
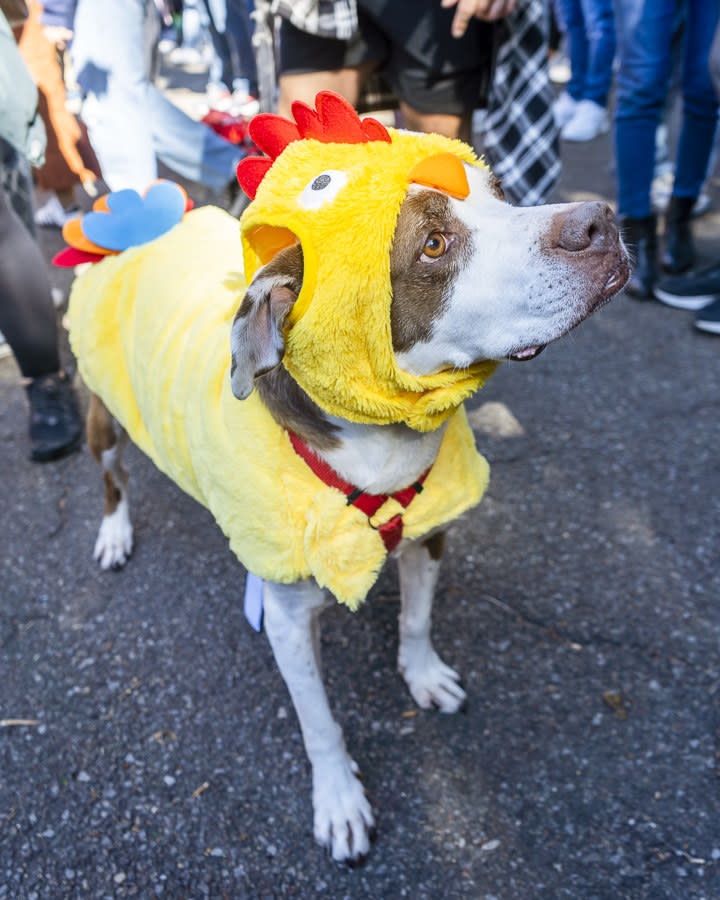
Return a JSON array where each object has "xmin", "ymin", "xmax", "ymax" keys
[{"xmin": 68, "ymin": 93, "xmax": 630, "ymax": 864}]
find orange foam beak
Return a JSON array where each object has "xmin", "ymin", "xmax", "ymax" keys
[
  {"xmin": 408, "ymin": 152, "xmax": 470, "ymax": 199},
  {"xmin": 61, "ymin": 217, "xmax": 117, "ymax": 256}
]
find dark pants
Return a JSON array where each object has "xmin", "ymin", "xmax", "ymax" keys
[{"xmin": 0, "ymin": 143, "xmax": 59, "ymax": 379}]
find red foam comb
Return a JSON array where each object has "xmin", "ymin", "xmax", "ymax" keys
[{"xmin": 236, "ymin": 91, "xmax": 391, "ymax": 200}]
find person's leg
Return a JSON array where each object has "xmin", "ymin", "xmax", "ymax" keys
[
  {"xmin": 673, "ymin": 0, "xmax": 720, "ymax": 201},
  {"xmin": 202, "ymin": 0, "xmax": 235, "ymax": 92},
  {"xmin": 225, "ymin": 0, "xmax": 259, "ymax": 94},
  {"xmin": 578, "ymin": 0, "xmax": 615, "ymax": 107},
  {"xmin": 278, "ymin": 67, "xmax": 372, "ymax": 117},
  {"xmin": 144, "ymin": 0, "xmax": 241, "ymax": 191},
  {"xmin": 80, "ymin": 87, "xmax": 158, "ymax": 193},
  {"xmin": 0, "ymin": 182, "xmax": 59, "ymax": 378},
  {"xmin": 611, "ymin": 0, "xmax": 643, "ymax": 59},
  {"xmin": 73, "ymin": 0, "xmax": 240, "ymax": 193},
  {"xmin": 710, "ymin": 13, "xmax": 720, "ymax": 98},
  {"xmin": 558, "ymin": 0, "xmax": 615, "ymax": 139},
  {"xmin": 554, "ymin": 0, "xmax": 588, "ymax": 102},
  {"xmin": 144, "ymin": 81, "xmax": 243, "ymax": 191},
  {"xmin": 72, "ymin": 0, "xmax": 159, "ymax": 191},
  {"xmin": 360, "ymin": 0, "xmax": 493, "ymax": 142},
  {"xmin": 276, "ymin": 16, "xmax": 383, "ymax": 117},
  {"xmin": 614, "ymin": 0, "xmax": 675, "ymax": 219},
  {"xmin": 0, "ymin": 174, "xmax": 82, "ymax": 461},
  {"xmin": 662, "ymin": 0, "xmax": 720, "ymax": 273},
  {"xmin": 614, "ymin": 0, "xmax": 675, "ymax": 296},
  {"xmin": 399, "ymin": 104, "xmax": 469, "ymax": 141}
]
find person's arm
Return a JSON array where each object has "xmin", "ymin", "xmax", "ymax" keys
[{"xmin": 440, "ymin": 0, "xmax": 518, "ymax": 38}]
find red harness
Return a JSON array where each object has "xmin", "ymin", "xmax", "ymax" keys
[{"xmin": 288, "ymin": 431, "xmax": 430, "ymax": 553}]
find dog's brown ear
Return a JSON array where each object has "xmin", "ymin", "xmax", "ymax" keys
[{"xmin": 230, "ymin": 244, "xmax": 303, "ymax": 399}]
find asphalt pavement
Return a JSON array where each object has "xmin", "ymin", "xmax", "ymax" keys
[{"xmin": 1, "ymin": 67, "xmax": 719, "ymax": 899}]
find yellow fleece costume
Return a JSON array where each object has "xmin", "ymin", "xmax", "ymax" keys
[{"xmin": 68, "ymin": 93, "xmax": 497, "ymax": 608}]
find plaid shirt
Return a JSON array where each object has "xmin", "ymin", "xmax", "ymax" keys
[
  {"xmin": 481, "ymin": 0, "xmax": 561, "ymax": 206},
  {"xmin": 273, "ymin": 0, "xmax": 560, "ymax": 206},
  {"xmin": 272, "ymin": 0, "xmax": 358, "ymax": 40}
]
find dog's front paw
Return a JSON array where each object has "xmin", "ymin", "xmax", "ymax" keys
[
  {"xmin": 93, "ymin": 502, "xmax": 133, "ymax": 569},
  {"xmin": 398, "ymin": 638, "xmax": 467, "ymax": 713},
  {"xmin": 313, "ymin": 755, "xmax": 376, "ymax": 865}
]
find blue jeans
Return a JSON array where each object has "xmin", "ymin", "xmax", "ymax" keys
[
  {"xmin": 614, "ymin": 0, "xmax": 720, "ymax": 218},
  {"xmin": 554, "ymin": 0, "xmax": 616, "ymax": 106},
  {"xmin": 72, "ymin": 0, "xmax": 243, "ymax": 193},
  {"xmin": 202, "ymin": 0, "xmax": 258, "ymax": 95}
]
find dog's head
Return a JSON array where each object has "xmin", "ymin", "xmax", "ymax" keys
[{"xmin": 231, "ymin": 92, "xmax": 629, "ymax": 430}]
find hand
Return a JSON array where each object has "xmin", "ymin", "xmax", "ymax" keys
[
  {"xmin": 441, "ymin": 0, "xmax": 519, "ymax": 38},
  {"xmin": 42, "ymin": 25, "xmax": 73, "ymax": 49}
]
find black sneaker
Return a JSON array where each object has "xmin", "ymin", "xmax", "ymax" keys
[
  {"xmin": 653, "ymin": 260, "xmax": 720, "ymax": 310},
  {"xmin": 694, "ymin": 297, "xmax": 720, "ymax": 335},
  {"xmin": 25, "ymin": 371, "xmax": 83, "ymax": 462}
]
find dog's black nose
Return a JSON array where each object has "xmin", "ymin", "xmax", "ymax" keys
[{"xmin": 555, "ymin": 201, "xmax": 616, "ymax": 252}]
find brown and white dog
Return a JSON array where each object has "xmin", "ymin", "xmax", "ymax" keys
[{"xmin": 81, "ymin": 156, "xmax": 629, "ymax": 864}]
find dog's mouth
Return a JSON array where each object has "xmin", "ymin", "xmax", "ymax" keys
[
  {"xmin": 603, "ymin": 258, "xmax": 631, "ymax": 297},
  {"xmin": 507, "ymin": 256, "xmax": 631, "ymax": 365},
  {"xmin": 509, "ymin": 345, "xmax": 546, "ymax": 361}
]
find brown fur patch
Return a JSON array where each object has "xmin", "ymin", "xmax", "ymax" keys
[
  {"xmin": 256, "ymin": 366, "xmax": 341, "ymax": 452},
  {"xmin": 389, "ymin": 189, "xmax": 473, "ymax": 354},
  {"xmin": 103, "ymin": 470, "xmax": 122, "ymax": 516},
  {"xmin": 86, "ymin": 393, "xmax": 117, "ymax": 464},
  {"xmin": 489, "ymin": 174, "xmax": 505, "ymax": 201},
  {"xmin": 423, "ymin": 531, "xmax": 446, "ymax": 560}
]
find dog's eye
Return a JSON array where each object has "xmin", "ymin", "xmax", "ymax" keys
[
  {"xmin": 298, "ymin": 170, "xmax": 349, "ymax": 210},
  {"xmin": 422, "ymin": 232, "xmax": 447, "ymax": 260}
]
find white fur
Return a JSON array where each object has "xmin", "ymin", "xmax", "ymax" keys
[
  {"xmin": 322, "ymin": 417, "xmax": 447, "ymax": 494},
  {"xmin": 94, "ymin": 498, "xmax": 133, "ymax": 569},
  {"xmin": 93, "ymin": 442, "xmax": 133, "ymax": 569},
  {"xmin": 263, "ymin": 580, "xmax": 375, "ymax": 862},
  {"xmin": 397, "ymin": 539, "xmax": 465, "ymax": 712}
]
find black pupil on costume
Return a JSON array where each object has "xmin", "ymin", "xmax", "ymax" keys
[{"xmin": 312, "ymin": 174, "xmax": 332, "ymax": 191}]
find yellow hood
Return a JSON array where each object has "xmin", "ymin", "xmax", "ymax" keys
[{"xmin": 239, "ymin": 100, "xmax": 498, "ymax": 432}]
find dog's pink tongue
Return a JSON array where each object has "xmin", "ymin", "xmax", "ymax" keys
[{"xmin": 510, "ymin": 345, "xmax": 545, "ymax": 361}]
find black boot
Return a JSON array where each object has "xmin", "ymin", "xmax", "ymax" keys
[
  {"xmin": 662, "ymin": 194, "xmax": 695, "ymax": 274},
  {"xmin": 619, "ymin": 214, "xmax": 657, "ymax": 298},
  {"xmin": 25, "ymin": 371, "xmax": 83, "ymax": 462}
]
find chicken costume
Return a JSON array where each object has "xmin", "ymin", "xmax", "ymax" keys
[{"xmin": 67, "ymin": 93, "xmax": 498, "ymax": 608}]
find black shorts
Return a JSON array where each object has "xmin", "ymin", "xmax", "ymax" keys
[{"xmin": 277, "ymin": 2, "xmax": 495, "ymax": 116}]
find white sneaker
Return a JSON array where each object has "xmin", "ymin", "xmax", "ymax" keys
[
  {"xmin": 552, "ymin": 92, "xmax": 578, "ymax": 128},
  {"xmin": 229, "ymin": 92, "xmax": 259, "ymax": 118},
  {"xmin": 206, "ymin": 81, "xmax": 233, "ymax": 112},
  {"xmin": 650, "ymin": 171, "xmax": 674, "ymax": 213},
  {"xmin": 549, "ymin": 54, "xmax": 571, "ymax": 85},
  {"xmin": 34, "ymin": 195, "xmax": 79, "ymax": 228},
  {"xmin": 561, "ymin": 100, "xmax": 609, "ymax": 142}
]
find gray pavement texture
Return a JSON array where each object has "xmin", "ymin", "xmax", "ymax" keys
[{"xmin": 2, "ymin": 72, "xmax": 720, "ymax": 899}]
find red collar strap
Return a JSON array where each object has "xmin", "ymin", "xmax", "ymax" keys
[{"xmin": 288, "ymin": 431, "xmax": 430, "ymax": 552}]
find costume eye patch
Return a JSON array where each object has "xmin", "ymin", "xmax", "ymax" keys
[{"xmin": 298, "ymin": 170, "xmax": 349, "ymax": 210}]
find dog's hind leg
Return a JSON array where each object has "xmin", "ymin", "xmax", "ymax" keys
[
  {"xmin": 262, "ymin": 579, "xmax": 376, "ymax": 864},
  {"xmin": 397, "ymin": 534, "xmax": 467, "ymax": 712},
  {"xmin": 86, "ymin": 393, "xmax": 133, "ymax": 569}
]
